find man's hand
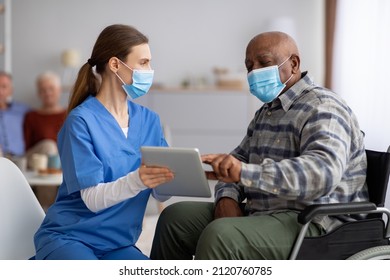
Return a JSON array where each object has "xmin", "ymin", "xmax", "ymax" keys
[
  {"xmin": 214, "ymin": 197, "xmax": 243, "ymax": 219},
  {"xmin": 139, "ymin": 164, "xmax": 174, "ymax": 188},
  {"xmin": 201, "ymin": 154, "xmax": 242, "ymax": 183}
]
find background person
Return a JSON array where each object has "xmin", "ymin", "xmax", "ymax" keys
[
  {"xmin": 0, "ymin": 71, "xmax": 30, "ymax": 157},
  {"xmin": 34, "ymin": 24, "xmax": 174, "ymax": 260},
  {"xmin": 23, "ymin": 71, "xmax": 66, "ymax": 211},
  {"xmin": 150, "ymin": 31, "xmax": 368, "ymax": 260},
  {"xmin": 24, "ymin": 71, "xmax": 66, "ymax": 169}
]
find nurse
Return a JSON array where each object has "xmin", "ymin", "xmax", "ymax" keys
[{"xmin": 34, "ymin": 24, "xmax": 174, "ymax": 260}]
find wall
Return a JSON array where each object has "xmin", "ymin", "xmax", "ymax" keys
[
  {"xmin": 10, "ymin": 0, "xmax": 325, "ymax": 107},
  {"xmin": 136, "ymin": 89, "xmax": 260, "ymax": 154}
]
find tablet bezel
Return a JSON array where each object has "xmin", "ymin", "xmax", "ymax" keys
[{"xmin": 140, "ymin": 146, "xmax": 212, "ymax": 198}]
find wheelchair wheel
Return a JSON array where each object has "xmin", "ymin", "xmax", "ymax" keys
[{"xmin": 347, "ymin": 245, "xmax": 390, "ymax": 260}]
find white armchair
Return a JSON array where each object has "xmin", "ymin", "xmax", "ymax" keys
[{"xmin": 0, "ymin": 157, "xmax": 45, "ymax": 259}]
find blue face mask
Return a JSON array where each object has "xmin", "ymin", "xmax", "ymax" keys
[
  {"xmin": 247, "ymin": 56, "xmax": 293, "ymax": 103},
  {"xmin": 116, "ymin": 60, "xmax": 154, "ymax": 99}
]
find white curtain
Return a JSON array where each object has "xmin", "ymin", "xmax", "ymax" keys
[{"xmin": 332, "ymin": 0, "xmax": 390, "ymax": 151}]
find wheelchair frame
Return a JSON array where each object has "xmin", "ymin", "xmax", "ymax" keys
[{"xmin": 289, "ymin": 148, "xmax": 390, "ymax": 260}]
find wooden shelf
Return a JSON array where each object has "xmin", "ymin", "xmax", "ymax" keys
[{"xmin": 150, "ymin": 86, "xmax": 248, "ymax": 94}]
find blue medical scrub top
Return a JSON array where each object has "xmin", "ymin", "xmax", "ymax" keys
[{"xmin": 34, "ymin": 96, "xmax": 167, "ymax": 258}]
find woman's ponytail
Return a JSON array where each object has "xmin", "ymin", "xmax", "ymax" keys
[{"xmin": 67, "ymin": 63, "xmax": 99, "ymax": 114}]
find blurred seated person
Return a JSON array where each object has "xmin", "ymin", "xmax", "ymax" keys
[
  {"xmin": 0, "ymin": 71, "xmax": 30, "ymax": 157},
  {"xmin": 24, "ymin": 71, "xmax": 66, "ymax": 169}
]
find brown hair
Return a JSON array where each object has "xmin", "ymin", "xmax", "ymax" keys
[{"xmin": 67, "ymin": 24, "xmax": 149, "ymax": 114}]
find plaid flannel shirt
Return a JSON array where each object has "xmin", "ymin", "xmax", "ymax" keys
[{"xmin": 215, "ymin": 72, "xmax": 369, "ymax": 230}]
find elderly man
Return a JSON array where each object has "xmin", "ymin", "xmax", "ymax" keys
[
  {"xmin": 24, "ymin": 71, "xmax": 66, "ymax": 167},
  {"xmin": 150, "ymin": 32, "xmax": 368, "ymax": 260},
  {"xmin": 22, "ymin": 71, "xmax": 66, "ymax": 211},
  {"xmin": 0, "ymin": 71, "xmax": 30, "ymax": 157}
]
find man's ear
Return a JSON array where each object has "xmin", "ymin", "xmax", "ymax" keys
[
  {"xmin": 108, "ymin": 57, "xmax": 120, "ymax": 73},
  {"xmin": 290, "ymin": 54, "xmax": 300, "ymax": 74}
]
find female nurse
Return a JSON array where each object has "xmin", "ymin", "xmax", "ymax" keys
[{"xmin": 34, "ymin": 24, "xmax": 174, "ymax": 260}]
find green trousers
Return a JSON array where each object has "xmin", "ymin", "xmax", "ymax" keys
[{"xmin": 150, "ymin": 201, "xmax": 323, "ymax": 260}]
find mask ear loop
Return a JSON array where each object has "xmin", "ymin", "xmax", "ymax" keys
[
  {"xmin": 278, "ymin": 55, "xmax": 294, "ymax": 85},
  {"xmin": 278, "ymin": 55, "xmax": 292, "ymax": 68},
  {"xmin": 118, "ymin": 59, "xmax": 134, "ymax": 72},
  {"xmin": 115, "ymin": 72, "xmax": 127, "ymax": 86},
  {"xmin": 283, "ymin": 73, "xmax": 294, "ymax": 85},
  {"xmin": 116, "ymin": 59, "xmax": 134, "ymax": 85}
]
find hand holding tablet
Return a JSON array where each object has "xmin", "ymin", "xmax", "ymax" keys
[
  {"xmin": 138, "ymin": 164, "xmax": 174, "ymax": 188},
  {"xmin": 201, "ymin": 154, "xmax": 242, "ymax": 183},
  {"xmin": 141, "ymin": 147, "xmax": 212, "ymax": 198}
]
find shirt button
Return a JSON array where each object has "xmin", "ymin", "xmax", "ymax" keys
[
  {"xmin": 267, "ymin": 111, "xmax": 272, "ymax": 116},
  {"xmin": 273, "ymin": 188, "xmax": 278, "ymax": 193},
  {"xmin": 276, "ymin": 139, "xmax": 280, "ymax": 143}
]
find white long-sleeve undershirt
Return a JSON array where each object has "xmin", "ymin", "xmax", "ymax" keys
[{"xmin": 80, "ymin": 169, "xmax": 170, "ymax": 213}]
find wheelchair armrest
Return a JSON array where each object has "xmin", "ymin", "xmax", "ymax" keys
[{"xmin": 298, "ymin": 202, "xmax": 377, "ymax": 224}]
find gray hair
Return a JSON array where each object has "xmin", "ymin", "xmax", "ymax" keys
[
  {"xmin": 36, "ymin": 71, "xmax": 61, "ymax": 88},
  {"xmin": 0, "ymin": 71, "xmax": 12, "ymax": 80}
]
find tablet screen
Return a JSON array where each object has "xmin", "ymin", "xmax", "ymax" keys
[{"xmin": 141, "ymin": 146, "xmax": 211, "ymax": 198}]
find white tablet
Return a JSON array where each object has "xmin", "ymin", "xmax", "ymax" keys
[{"xmin": 140, "ymin": 146, "xmax": 212, "ymax": 198}]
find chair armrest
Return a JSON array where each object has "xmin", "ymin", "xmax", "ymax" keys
[{"xmin": 298, "ymin": 202, "xmax": 377, "ymax": 224}]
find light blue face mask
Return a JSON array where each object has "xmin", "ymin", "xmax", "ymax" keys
[
  {"xmin": 116, "ymin": 60, "xmax": 154, "ymax": 99},
  {"xmin": 247, "ymin": 56, "xmax": 293, "ymax": 103}
]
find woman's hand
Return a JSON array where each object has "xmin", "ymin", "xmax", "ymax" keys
[
  {"xmin": 201, "ymin": 154, "xmax": 242, "ymax": 183},
  {"xmin": 139, "ymin": 164, "xmax": 174, "ymax": 188}
]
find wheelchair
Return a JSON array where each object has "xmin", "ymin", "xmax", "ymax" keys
[{"xmin": 289, "ymin": 148, "xmax": 390, "ymax": 260}]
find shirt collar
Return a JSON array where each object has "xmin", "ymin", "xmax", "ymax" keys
[
  {"xmin": 276, "ymin": 71, "xmax": 314, "ymax": 111},
  {"xmin": 0, "ymin": 101, "xmax": 11, "ymax": 110}
]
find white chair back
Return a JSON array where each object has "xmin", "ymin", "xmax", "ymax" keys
[{"xmin": 0, "ymin": 157, "xmax": 45, "ymax": 259}]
